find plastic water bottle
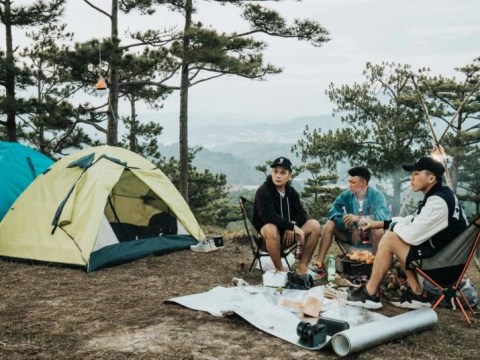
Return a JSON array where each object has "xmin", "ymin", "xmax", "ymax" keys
[{"xmin": 327, "ymin": 255, "xmax": 336, "ymax": 282}]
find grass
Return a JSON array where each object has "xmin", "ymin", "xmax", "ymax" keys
[{"xmin": 0, "ymin": 232, "xmax": 479, "ymax": 359}]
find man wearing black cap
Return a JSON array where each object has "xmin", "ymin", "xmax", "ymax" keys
[
  {"xmin": 347, "ymin": 157, "xmax": 468, "ymax": 310},
  {"xmin": 252, "ymin": 156, "xmax": 320, "ymax": 275}
]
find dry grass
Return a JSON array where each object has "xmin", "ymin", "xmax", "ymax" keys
[{"xmin": 0, "ymin": 233, "xmax": 479, "ymax": 360}]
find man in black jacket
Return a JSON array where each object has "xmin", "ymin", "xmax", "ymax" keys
[{"xmin": 252, "ymin": 157, "xmax": 321, "ymax": 275}]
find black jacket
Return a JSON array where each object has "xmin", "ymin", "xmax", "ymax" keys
[{"xmin": 252, "ymin": 175, "xmax": 308, "ymax": 232}]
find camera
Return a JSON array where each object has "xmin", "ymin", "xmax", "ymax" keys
[{"xmin": 296, "ymin": 321, "xmax": 327, "ymax": 347}]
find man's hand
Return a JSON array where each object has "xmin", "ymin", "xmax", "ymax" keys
[
  {"xmin": 284, "ymin": 225, "xmax": 305, "ymax": 246},
  {"xmin": 343, "ymin": 214, "xmax": 360, "ymax": 228},
  {"xmin": 359, "ymin": 219, "xmax": 384, "ymax": 231}
]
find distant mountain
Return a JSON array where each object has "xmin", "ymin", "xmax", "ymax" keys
[
  {"xmin": 189, "ymin": 114, "xmax": 340, "ymax": 148},
  {"xmin": 154, "ymin": 114, "xmax": 341, "ymax": 185}
]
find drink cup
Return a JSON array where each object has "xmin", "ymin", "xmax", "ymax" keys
[{"xmin": 337, "ymin": 290, "xmax": 347, "ymax": 307}]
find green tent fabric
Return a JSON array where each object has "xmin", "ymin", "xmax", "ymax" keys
[
  {"xmin": 0, "ymin": 141, "xmax": 54, "ymax": 221},
  {"xmin": 88, "ymin": 235, "xmax": 197, "ymax": 272},
  {"xmin": 0, "ymin": 145, "xmax": 205, "ymax": 271}
]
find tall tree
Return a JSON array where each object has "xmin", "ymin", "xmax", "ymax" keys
[
  {"xmin": 157, "ymin": 147, "xmax": 232, "ymax": 227},
  {"xmin": 20, "ymin": 23, "xmax": 93, "ymax": 155},
  {"xmin": 82, "ymin": 0, "xmax": 120, "ymax": 145},
  {"xmin": 456, "ymin": 146, "xmax": 480, "ymax": 218},
  {"xmin": 300, "ymin": 162, "xmax": 342, "ymax": 221},
  {"xmin": 123, "ymin": 0, "xmax": 330, "ymax": 202},
  {"xmin": 57, "ymin": 1, "xmax": 177, "ymax": 147},
  {"xmin": 0, "ymin": 0, "xmax": 64, "ymax": 141},
  {"xmin": 413, "ymin": 57, "xmax": 480, "ymax": 192},
  {"xmin": 293, "ymin": 62, "xmax": 432, "ymax": 214},
  {"xmin": 118, "ymin": 48, "xmax": 172, "ymax": 153}
]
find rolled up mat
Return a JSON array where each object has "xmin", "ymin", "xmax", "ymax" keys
[{"xmin": 332, "ymin": 308, "xmax": 438, "ymax": 357}]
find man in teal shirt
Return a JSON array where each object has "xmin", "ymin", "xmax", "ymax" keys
[{"xmin": 314, "ymin": 166, "xmax": 390, "ymax": 272}]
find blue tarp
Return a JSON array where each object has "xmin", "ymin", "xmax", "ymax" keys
[{"xmin": 0, "ymin": 142, "xmax": 54, "ymax": 220}]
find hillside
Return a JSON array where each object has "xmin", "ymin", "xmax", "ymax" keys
[{"xmin": 155, "ymin": 114, "xmax": 342, "ymax": 185}]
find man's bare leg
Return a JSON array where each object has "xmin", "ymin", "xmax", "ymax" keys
[
  {"xmin": 261, "ymin": 224, "xmax": 287, "ymax": 271},
  {"xmin": 369, "ymin": 229, "xmax": 385, "ymax": 255},
  {"xmin": 365, "ymin": 231, "xmax": 410, "ymax": 296},
  {"xmin": 314, "ymin": 220, "xmax": 347, "ymax": 268},
  {"xmin": 395, "ymin": 252, "xmax": 422, "ymax": 294},
  {"xmin": 296, "ymin": 220, "xmax": 321, "ymax": 275}
]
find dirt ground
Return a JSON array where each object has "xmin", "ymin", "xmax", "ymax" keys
[{"xmin": 1, "ymin": 233, "xmax": 479, "ymax": 360}]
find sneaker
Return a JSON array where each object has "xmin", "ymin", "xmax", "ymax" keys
[
  {"xmin": 190, "ymin": 240, "xmax": 218, "ymax": 253},
  {"xmin": 346, "ymin": 285, "xmax": 383, "ymax": 309},
  {"xmin": 390, "ymin": 288, "xmax": 432, "ymax": 309}
]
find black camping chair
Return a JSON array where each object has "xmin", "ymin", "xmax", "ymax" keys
[
  {"xmin": 409, "ymin": 217, "xmax": 480, "ymax": 323},
  {"xmin": 238, "ymin": 196, "xmax": 296, "ymax": 272}
]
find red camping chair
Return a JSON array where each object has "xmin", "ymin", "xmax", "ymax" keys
[
  {"xmin": 238, "ymin": 196, "xmax": 296, "ymax": 272},
  {"xmin": 409, "ymin": 217, "xmax": 480, "ymax": 323}
]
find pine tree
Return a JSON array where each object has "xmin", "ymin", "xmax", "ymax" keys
[
  {"xmin": 122, "ymin": 0, "xmax": 330, "ymax": 202},
  {"xmin": 294, "ymin": 62, "xmax": 432, "ymax": 214},
  {"xmin": 0, "ymin": 0, "xmax": 64, "ymax": 141}
]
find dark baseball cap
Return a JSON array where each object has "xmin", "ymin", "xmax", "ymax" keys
[
  {"xmin": 402, "ymin": 157, "xmax": 445, "ymax": 179},
  {"xmin": 270, "ymin": 157, "xmax": 292, "ymax": 171}
]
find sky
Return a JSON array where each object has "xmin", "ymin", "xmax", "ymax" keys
[{"xmin": 8, "ymin": 0, "xmax": 480, "ymax": 127}]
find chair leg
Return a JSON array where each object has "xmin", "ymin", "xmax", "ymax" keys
[
  {"xmin": 249, "ymin": 258, "xmax": 256, "ymax": 272},
  {"xmin": 458, "ymin": 290, "xmax": 476, "ymax": 315},
  {"xmin": 285, "ymin": 257, "xmax": 292, "ymax": 271},
  {"xmin": 432, "ymin": 294, "xmax": 446, "ymax": 311},
  {"xmin": 433, "ymin": 290, "xmax": 476, "ymax": 324},
  {"xmin": 455, "ymin": 296, "xmax": 472, "ymax": 324}
]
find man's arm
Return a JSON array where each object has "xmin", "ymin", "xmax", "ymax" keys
[
  {"xmin": 393, "ymin": 196, "xmax": 449, "ymax": 246},
  {"xmin": 327, "ymin": 193, "xmax": 347, "ymax": 231}
]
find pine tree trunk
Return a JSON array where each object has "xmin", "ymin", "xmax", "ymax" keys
[
  {"xmin": 107, "ymin": 0, "xmax": 119, "ymax": 146},
  {"xmin": 178, "ymin": 0, "xmax": 193, "ymax": 203},
  {"xmin": 4, "ymin": 0, "xmax": 17, "ymax": 141},
  {"xmin": 129, "ymin": 96, "xmax": 137, "ymax": 152}
]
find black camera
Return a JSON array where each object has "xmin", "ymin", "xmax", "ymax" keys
[
  {"xmin": 316, "ymin": 316, "xmax": 350, "ymax": 336},
  {"xmin": 296, "ymin": 321, "xmax": 327, "ymax": 348}
]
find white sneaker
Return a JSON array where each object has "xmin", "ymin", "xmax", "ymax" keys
[{"xmin": 190, "ymin": 239, "xmax": 218, "ymax": 253}]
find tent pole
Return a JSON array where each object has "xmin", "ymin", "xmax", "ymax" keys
[{"xmin": 411, "ymin": 77, "xmax": 453, "ymax": 189}]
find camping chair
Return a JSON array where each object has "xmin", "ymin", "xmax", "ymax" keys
[
  {"xmin": 475, "ymin": 244, "xmax": 480, "ymax": 272},
  {"xmin": 410, "ymin": 217, "xmax": 480, "ymax": 323},
  {"xmin": 238, "ymin": 196, "xmax": 296, "ymax": 272}
]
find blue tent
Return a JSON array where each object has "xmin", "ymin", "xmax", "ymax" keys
[{"xmin": 0, "ymin": 142, "xmax": 54, "ymax": 220}]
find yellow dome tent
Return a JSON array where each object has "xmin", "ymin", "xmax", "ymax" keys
[{"xmin": 0, "ymin": 146, "xmax": 205, "ymax": 271}]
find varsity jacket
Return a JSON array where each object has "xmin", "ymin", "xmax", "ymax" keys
[
  {"xmin": 390, "ymin": 182, "xmax": 468, "ymax": 248},
  {"xmin": 328, "ymin": 187, "xmax": 390, "ymax": 232},
  {"xmin": 252, "ymin": 175, "xmax": 308, "ymax": 232}
]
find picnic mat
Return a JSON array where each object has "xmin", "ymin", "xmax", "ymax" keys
[{"xmin": 166, "ymin": 285, "xmax": 438, "ymax": 356}]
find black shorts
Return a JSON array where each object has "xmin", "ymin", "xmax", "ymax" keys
[{"xmin": 405, "ymin": 239, "xmax": 444, "ymax": 267}]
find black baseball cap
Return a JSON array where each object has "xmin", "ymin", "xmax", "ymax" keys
[
  {"xmin": 270, "ymin": 157, "xmax": 292, "ymax": 171},
  {"xmin": 402, "ymin": 157, "xmax": 445, "ymax": 179}
]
